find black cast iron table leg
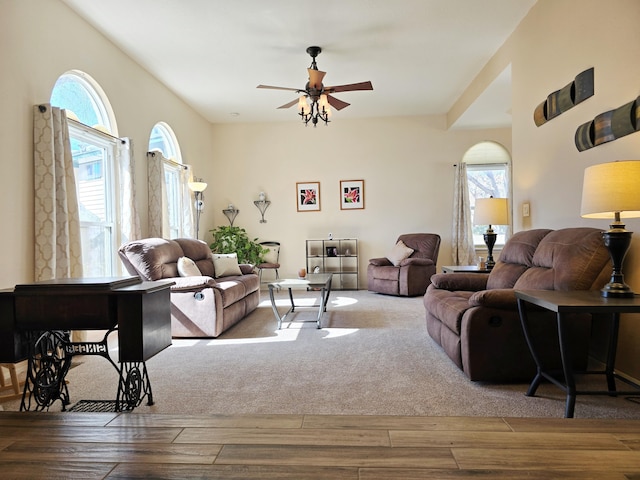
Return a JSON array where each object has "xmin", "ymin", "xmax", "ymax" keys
[
  {"xmin": 517, "ymin": 298, "xmax": 544, "ymax": 397},
  {"xmin": 605, "ymin": 312, "xmax": 620, "ymax": 393},
  {"xmin": 556, "ymin": 312, "xmax": 576, "ymax": 418}
]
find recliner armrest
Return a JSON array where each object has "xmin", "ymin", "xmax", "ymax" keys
[
  {"xmin": 239, "ymin": 264, "xmax": 255, "ymax": 275},
  {"xmin": 369, "ymin": 257, "xmax": 392, "ymax": 266},
  {"xmin": 400, "ymin": 257, "xmax": 434, "ymax": 267},
  {"xmin": 430, "ymin": 272, "xmax": 488, "ymax": 291},
  {"xmin": 170, "ymin": 276, "xmax": 217, "ymax": 292},
  {"xmin": 469, "ymin": 288, "xmax": 518, "ymax": 309}
]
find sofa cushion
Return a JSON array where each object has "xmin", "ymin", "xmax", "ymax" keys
[
  {"xmin": 423, "ymin": 285, "xmax": 472, "ymax": 335},
  {"xmin": 118, "ymin": 238, "xmax": 184, "ymax": 281},
  {"xmin": 486, "ymin": 229, "xmax": 552, "ymax": 289},
  {"xmin": 514, "ymin": 227, "xmax": 609, "ymax": 291},
  {"xmin": 387, "ymin": 240, "xmax": 414, "ymax": 266},
  {"xmin": 177, "ymin": 257, "xmax": 202, "ymax": 277},
  {"xmin": 215, "ymin": 274, "xmax": 259, "ymax": 308},
  {"xmin": 174, "ymin": 238, "xmax": 215, "ymax": 277}
]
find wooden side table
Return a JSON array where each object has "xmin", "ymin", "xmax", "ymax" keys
[
  {"xmin": 515, "ymin": 289, "xmax": 640, "ymax": 418},
  {"xmin": 441, "ymin": 265, "xmax": 491, "ymax": 274}
]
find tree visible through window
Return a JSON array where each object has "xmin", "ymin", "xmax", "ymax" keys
[{"xmin": 463, "ymin": 142, "xmax": 511, "ymax": 246}]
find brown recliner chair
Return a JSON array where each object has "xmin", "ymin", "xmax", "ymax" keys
[{"xmin": 367, "ymin": 233, "xmax": 441, "ymax": 297}]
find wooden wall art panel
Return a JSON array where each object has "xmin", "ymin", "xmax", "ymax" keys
[
  {"xmin": 575, "ymin": 95, "xmax": 640, "ymax": 151},
  {"xmin": 533, "ymin": 67, "xmax": 594, "ymax": 126}
]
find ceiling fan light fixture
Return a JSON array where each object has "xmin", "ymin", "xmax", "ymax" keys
[{"xmin": 257, "ymin": 45, "xmax": 373, "ymax": 127}]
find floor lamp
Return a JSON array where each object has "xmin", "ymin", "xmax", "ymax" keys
[
  {"xmin": 581, "ymin": 160, "xmax": 640, "ymax": 297},
  {"xmin": 473, "ymin": 197, "xmax": 509, "ymax": 270},
  {"xmin": 188, "ymin": 178, "xmax": 208, "ymax": 239}
]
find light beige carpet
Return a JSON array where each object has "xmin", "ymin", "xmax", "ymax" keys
[{"xmin": 3, "ymin": 289, "xmax": 640, "ymax": 418}]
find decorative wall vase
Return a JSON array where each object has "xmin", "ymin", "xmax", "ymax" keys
[
  {"xmin": 575, "ymin": 96, "xmax": 640, "ymax": 151},
  {"xmin": 533, "ymin": 67, "xmax": 594, "ymax": 126}
]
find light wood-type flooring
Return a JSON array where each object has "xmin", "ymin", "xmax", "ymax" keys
[{"xmin": 1, "ymin": 411, "xmax": 640, "ymax": 479}]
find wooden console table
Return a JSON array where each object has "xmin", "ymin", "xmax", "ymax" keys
[
  {"xmin": 0, "ymin": 277, "xmax": 173, "ymax": 412},
  {"xmin": 515, "ymin": 289, "xmax": 640, "ymax": 418}
]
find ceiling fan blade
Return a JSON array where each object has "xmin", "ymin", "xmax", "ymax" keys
[
  {"xmin": 307, "ymin": 69, "xmax": 326, "ymax": 89},
  {"xmin": 325, "ymin": 81, "xmax": 373, "ymax": 93},
  {"xmin": 257, "ymin": 84, "xmax": 302, "ymax": 93},
  {"xmin": 277, "ymin": 98, "xmax": 300, "ymax": 109},
  {"xmin": 326, "ymin": 95, "xmax": 350, "ymax": 111}
]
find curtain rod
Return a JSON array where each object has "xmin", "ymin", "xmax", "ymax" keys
[
  {"xmin": 38, "ymin": 104, "xmax": 126, "ymax": 144},
  {"xmin": 147, "ymin": 150, "xmax": 188, "ymax": 170}
]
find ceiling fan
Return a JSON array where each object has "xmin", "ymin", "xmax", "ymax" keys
[{"xmin": 257, "ymin": 46, "xmax": 373, "ymax": 126}]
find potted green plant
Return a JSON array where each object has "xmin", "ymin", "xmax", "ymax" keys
[{"xmin": 209, "ymin": 225, "xmax": 267, "ymax": 266}]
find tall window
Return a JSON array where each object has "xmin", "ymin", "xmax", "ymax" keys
[
  {"xmin": 51, "ymin": 71, "xmax": 119, "ymax": 276},
  {"xmin": 149, "ymin": 123, "xmax": 187, "ymax": 239},
  {"xmin": 463, "ymin": 142, "xmax": 511, "ymax": 247}
]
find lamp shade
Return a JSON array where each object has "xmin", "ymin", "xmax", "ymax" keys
[
  {"xmin": 474, "ymin": 197, "xmax": 509, "ymax": 226},
  {"xmin": 581, "ymin": 160, "xmax": 640, "ymax": 219},
  {"xmin": 188, "ymin": 181, "xmax": 208, "ymax": 193}
]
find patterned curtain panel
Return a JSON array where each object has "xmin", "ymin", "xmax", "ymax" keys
[
  {"xmin": 181, "ymin": 164, "xmax": 196, "ymax": 239},
  {"xmin": 117, "ymin": 138, "xmax": 141, "ymax": 243},
  {"xmin": 451, "ymin": 163, "xmax": 476, "ymax": 265},
  {"xmin": 33, "ymin": 104, "xmax": 83, "ymax": 280},
  {"xmin": 147, "ymin": 151, "xmax": 170, "ymax": 238}
]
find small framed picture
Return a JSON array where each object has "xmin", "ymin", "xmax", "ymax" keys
[
  {"xmin": 340, "ymin": 179, "xmax": 364, "ymax": 210},
  {"xmin": 296, "ymin": 181, "xmax": 321, "ymax": 212},
  {"xmin": 326, "ymin": 246, "xmax": 338, "ymax": 257}
]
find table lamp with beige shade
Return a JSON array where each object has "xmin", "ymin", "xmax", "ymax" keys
[
  {"xmin": 581, "ymin": 160, "xmax": 640, "ymax": 297},
  {"xmin": 473, "ymin": 196, "xmax": 509, "ymax": 270}
]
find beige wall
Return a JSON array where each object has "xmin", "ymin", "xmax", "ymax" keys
[
  {"xmin": 508, "ymin": 0, "xmax": 640, "ymax": 378},
  {"xmin": 0, "ymin": 0, "xmax": 212, "ymax": 285},
  {"xmin": 205, "ymin": 118, "xmax": 510, "ymax": 284}
]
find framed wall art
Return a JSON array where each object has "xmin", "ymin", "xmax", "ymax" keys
[
  {"xmin": 296, "ymin": 181, "xmax": 321, "ymax": 212},
  {"xmin": 340, "ymin": 179, "xmax": 364, "ymax": 210}
]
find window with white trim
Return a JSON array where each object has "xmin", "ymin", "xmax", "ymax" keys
[
  {"xmin": 464, "ymin": 141, "xmax": 511, "ymax": 247},
  {"xmin": 51, "ymin": 71, "xmax": 120, "ymax": 276},
  {"xmin": 149, "ymin": 123, "xmax": 187, "ymax": 239}
]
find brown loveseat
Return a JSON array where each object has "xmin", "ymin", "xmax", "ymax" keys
[
  {"xmin": 423, "ymin": 227, "xmax": 610, "ymax": 382},
  {"xmin": 119, "ymin": 237, "xmax": 260, "ymax": 338},
  {"xmin": 368, "ymin": 233, "xmax": 441, "ymax": 297}
]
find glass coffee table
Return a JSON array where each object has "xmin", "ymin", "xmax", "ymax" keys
[{"xmin": 268, "ymin": 273, "xmax": 333, "ymax": 329}]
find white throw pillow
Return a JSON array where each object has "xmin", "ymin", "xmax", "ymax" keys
[
  {"xmin": 262, "ymin": 246, "xmax": 279, "ymax": 265},
  {"xmin": 212, "ymin": 253, "xmax": 243, "ymax": 278},
  {"xmin": 386, "ymin": 240, "xmax": 414, "ymax": 266},
  {"xmin": 177, "ymin": 256, "xmax": 202, "ymax": 277}
]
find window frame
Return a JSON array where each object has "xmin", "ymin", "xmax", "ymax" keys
[
  {"xmin": 68, "ymin": 118, "xmax": 120, "ymax": 276},
  {"xmin": 463, "ymin": 141, "xmax": 512, "ymax": 249}
]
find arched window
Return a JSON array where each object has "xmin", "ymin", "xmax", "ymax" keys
[
  {"xmin": 148, "ymin": 123, "xmax": 192, "ymax": 239},
  {"xmin": 51, "ymin": 70, "xmax": 116, "ymax": 134},
  {"xmin": 463, "ymin": 141, "xmax": 511, "ymax": 246},
  {"xmin": 51, "ymin": 71, "xmax": 121, "ymax": 276},
  {"xmin": 149, "ymin": 122, "xmax": 181, "ymax": 162}
]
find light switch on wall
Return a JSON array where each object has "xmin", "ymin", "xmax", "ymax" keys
[{"xmin": 522, "ymin": 202, "xmax": 530, "ymax": 217}]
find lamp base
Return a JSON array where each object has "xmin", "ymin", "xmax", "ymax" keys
[
  {"xmin": 483, "ymin": 231, "xmax": 497, "ymax": 270},
  {"xmin": 601, "ymin": 283, "xmax": 635, "ymax": 298},
  {"xmin": 600, "ymin": 229, "xmax": 635, "ymax": 298}
]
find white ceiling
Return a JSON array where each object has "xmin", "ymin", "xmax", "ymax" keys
[{"xmin": 61, "ymin": 0, "xmax": 536, "ymax": 128}]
